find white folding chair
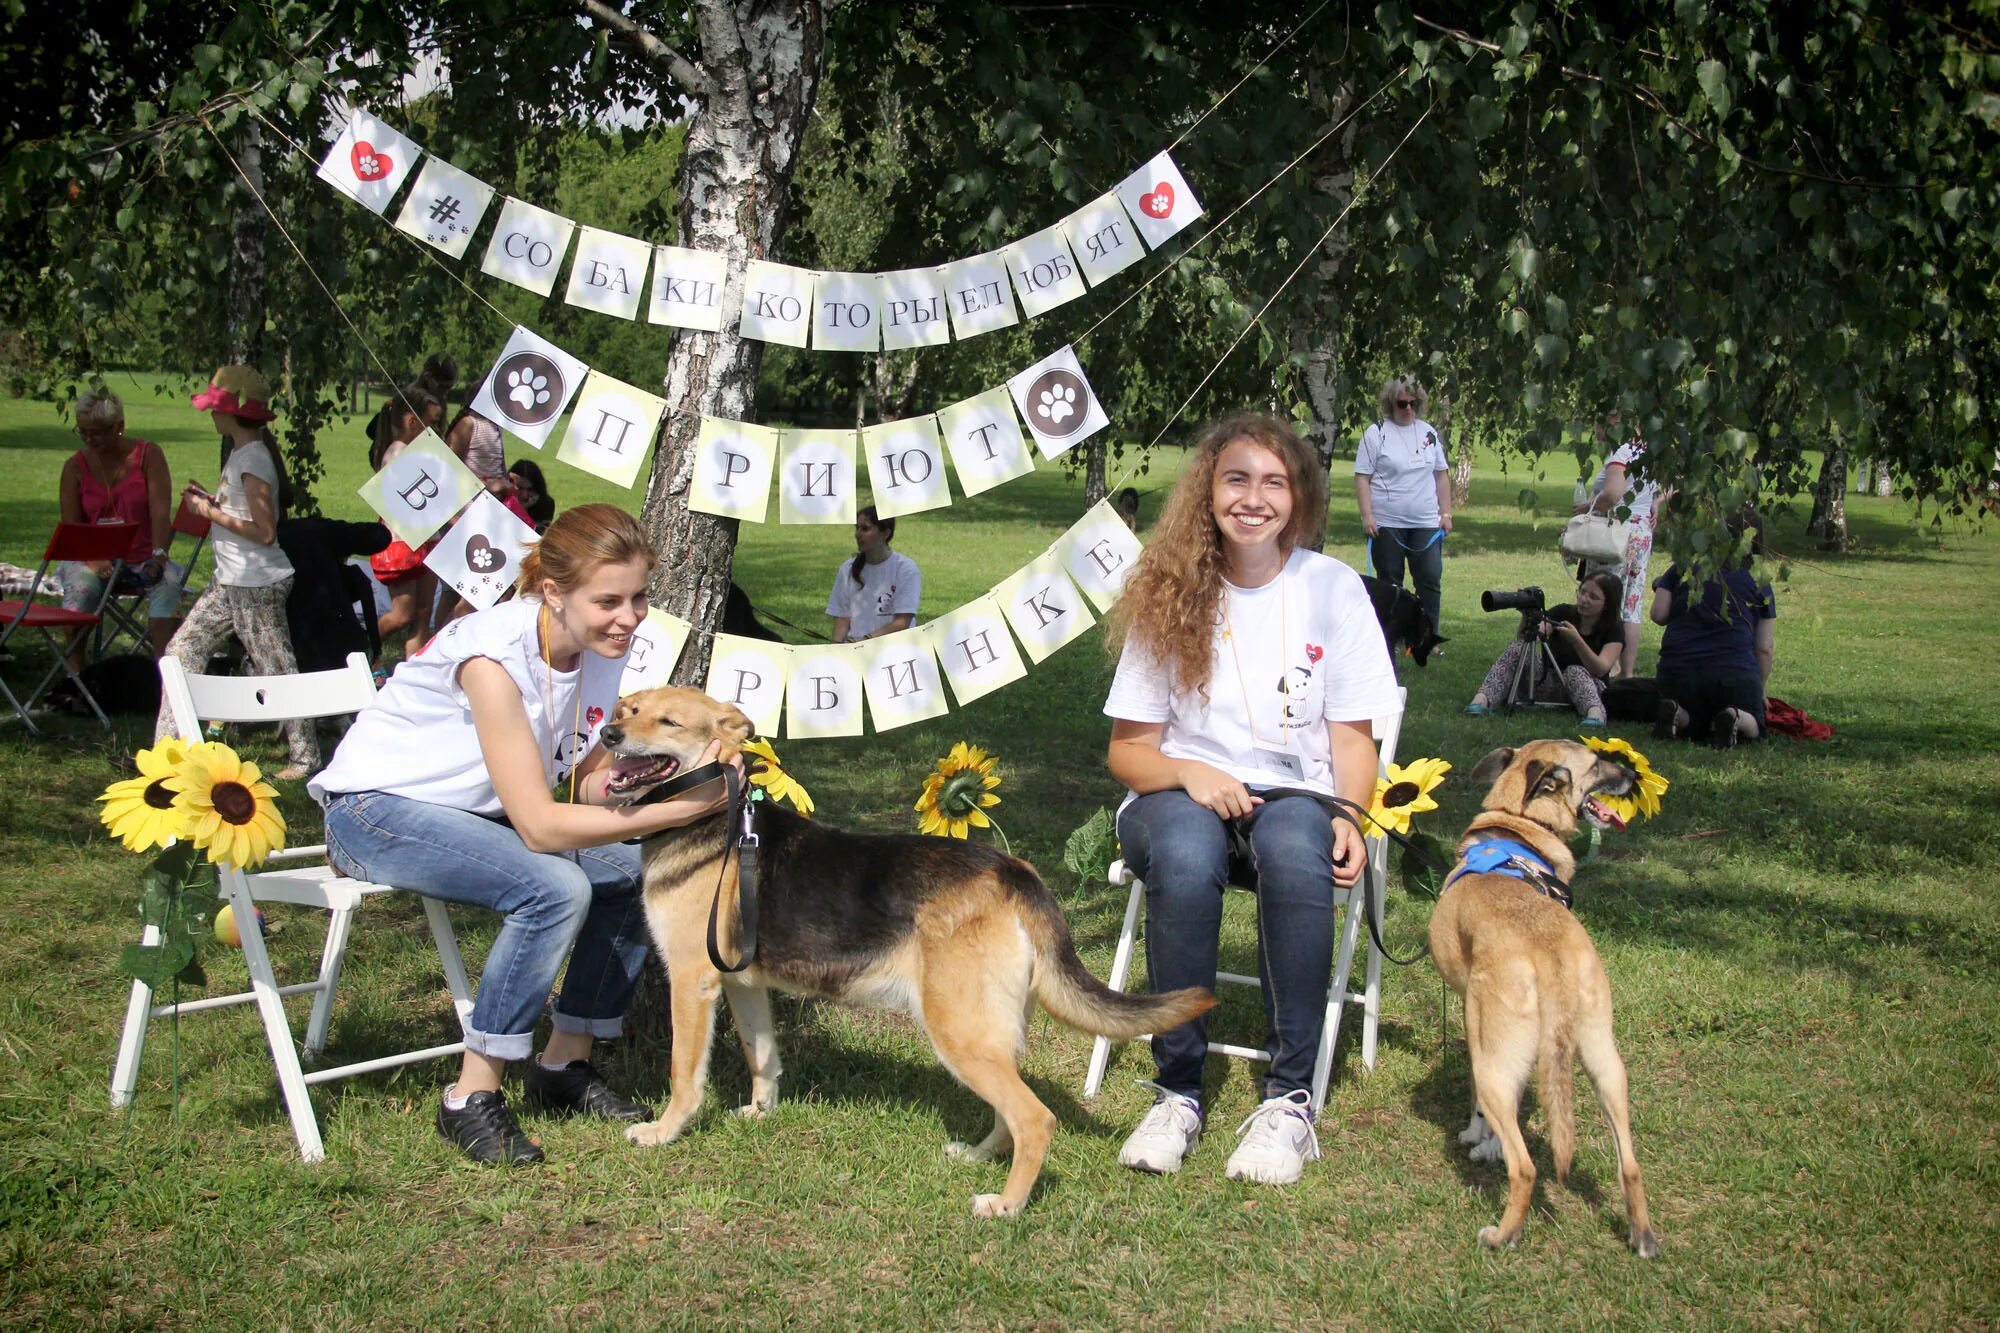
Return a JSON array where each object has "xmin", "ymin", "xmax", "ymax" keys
[
  {"xmin": 1083, "ymin": 689, "xmax": 1408, "ymax": 1114},
  {"xmin": 110, "ymin": 652, "xmax": 474, "ymax": 1161}
]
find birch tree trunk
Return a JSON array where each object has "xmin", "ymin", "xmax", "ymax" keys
[
  {"xmin": 1808, "ymin": 446, "xmax": 1850, "ymax": 550},
  {"xmin": 1284, "ymin": 69, "xmax": 1357, "ymax": 527},
  {"xmin": 222, "ymin": 121, "xmax": 267, "ymax": 467}
]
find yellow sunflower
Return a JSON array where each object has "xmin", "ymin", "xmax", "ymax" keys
[
  {"xmin": 98, "ymin": 737, "xmax": 196, "ymax": 853},
  {"xmin": 914, "ymin": 741, "xmax": 1002, "ymax": 839},
  {"xmin": 1582, "ymin": 735, "xmax": 1669, "ymax": 822},
  {"xmin": 1366, "ymin": 756, "xmax": 1452, "ymax": 836},
  {"xmin": 171, "ymin": 741, "xmax": 286, "ymax": 869},
  {"xmin": 742, "ymin": 737, "xmax": 814, "ymax": 816}
]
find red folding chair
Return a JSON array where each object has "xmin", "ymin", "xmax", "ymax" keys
[
  {"xmin": 0, "ymin": 521, "xmax": 139, "ymax": 733},
  {"xmin": 92, "ymin": 497, "xmax": 211, "ymax": 660}
]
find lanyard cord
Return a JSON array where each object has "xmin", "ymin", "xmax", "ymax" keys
[
  {"xmin": 1221, "ymin": 565, "xmax": 1291, "ymax": 751},
  {"xmin": 540, "ymin": 603, "xmax": 584, "ymax": 804}
]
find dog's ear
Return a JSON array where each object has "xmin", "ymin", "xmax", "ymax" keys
[
  {"xmin": 1469, "ymin": 747, "xmax": 1516, "ymax": 787},
  {"xmin": 714, "ymin": 703, "xmax": 754, "ymax": 753},
  {"xmin": 1526, "ymin": 762, "xmax": 1570, "ymax": 801}
]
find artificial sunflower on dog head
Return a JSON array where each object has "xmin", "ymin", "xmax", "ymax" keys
[
  {"xmin": 742, "ymin": 737, "xmax": 814, "ymax": 816},
  {"xmin": 1580, "ymin": 735, "xmax": 1669, "ymax": 825}
]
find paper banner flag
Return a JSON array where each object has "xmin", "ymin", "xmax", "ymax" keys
[
  {"xmin": 777, "ymin": 429, "xmax": 858, "ymax": 525},
  {"xmin": 480, "ymin": 197, "xmax": 576, "ymax": 297},
  {"xmin": 423, "ymin": 492, "xmax": 537, "ymax": 611},
  {"xmin": 1057, "ymin": 498, "xmax": 1145, "ymax": 611},
  {"xmin": 937, "ymin": 387, "xmax": 1035, "ymax": 498},
  {"xmin": 1116, "ymin": 151, "xmax": 1203, "ymax": 249},
  {"xmin": 1007, "ymin": 344, "xmax": 1109, "ymax": 459},
  {"xmin": 392, "ymin": 158, "xmax": 494, "ymax": 258},
  {"xmin": 738, "ymin": 260, "xmax": 815, "ymax": 347},
  {"xmin": 877, "ymin": 267, "xmax": 952, "ymax": 350},
  {"xmin": 811, "ymin": 272, "xmax": 884, "ymax": 352},
  {"xmin": 940, "ymin": 252, "xmax": 1020, "ymax": 341},
  {"xmin": 1002, "ymin": 223, "xmax": 1089, "ymax": 319},
  {"xmin": 564, "ymin": 227, "xmax": 652, "ymax": 321},
  {"xmin": 861, "ymin": 627, "xmax": 950, "ymax": 731},
  {"xmin": 620, "ymin": 607, "xmax": 694, "ymax": 696},
  {"xmin": 316, "ymin": 110, "xmax": 422, "ymax": 214},
  {"xmin": 556, "ymin": 372, "xmax": 667, "ymax": 490},
  {"xmin": 690, "ymin": 416, "xmax": 780, "ymax": 522},
  {"xmin": 357, "ymin": 429, "xmax": 482, "ymax": 547},
  {"xmin": 996, "ymin": 553, "xmax": 1097, "ymax": 664},
  {"xmin": 861, "ymin": 415, "xmax": 951, "ymax": 519},
  {"xmin": 1063, "ymin": 191, "xmax": 1146, "ymax": 287},
  {"xmin": 706, "ymin": 634, "xmax": 792, "ymax": 736},
  {"xmin": 930, "ymin": 595, "xmax": 1029, "ymax": 707},
  {"xmin": 648, "ymin": 245, "xmax": 728, "ymax": 331},
  {"xmin": 472, "ymin": 326, "xmax": 590, "ymax": 449},
  {"xmin": 785, "ymin": 647, "xmax": 866, "ymax": 739}
]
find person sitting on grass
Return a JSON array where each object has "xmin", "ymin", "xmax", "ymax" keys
[
  {"xmin": 1464, "ymin": 572, "xmax": 1623, "ymax": 724},
  {"xmin": 1650, "ymin": 530, "xmax": 1776, "ymax": 749}
]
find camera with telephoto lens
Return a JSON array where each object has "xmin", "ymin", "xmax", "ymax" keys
[{"xmin": 1481, "ymin": 586, "xmax": 1546, "ymax": 638}]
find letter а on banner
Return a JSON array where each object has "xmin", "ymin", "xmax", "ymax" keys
[
  {"xmin": 690, "ymin": 417, "xmax": 781, "ymax": 522},
  {"xmin": 564, "ymin": 226, "xmax": 652, "ymax": 321},
  {"xmin": 357, "ymin": 428, "xmax": 482, "ymax": 547}
]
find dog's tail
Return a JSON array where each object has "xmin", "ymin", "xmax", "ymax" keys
[
  {"xmin": 1538, "ymin": 961, "xmax": 1578, "ymax": 1183},
  {"xmin": 1011, "ymin": 867, "xmax": 1217, "ymax": 1039}
]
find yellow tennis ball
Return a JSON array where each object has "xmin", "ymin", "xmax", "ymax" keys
[{"xmin": 214, "ymin": 904, "xmax": 262, "ymax": 948}]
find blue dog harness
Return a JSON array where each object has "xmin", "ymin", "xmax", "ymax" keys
[{"xmin": 1445, "ymin": 836, "xmax": 1573, "ymax": 909}]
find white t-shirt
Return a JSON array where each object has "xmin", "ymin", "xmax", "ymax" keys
[
  {"xmin": 1354, "ymin": 418, "xmax": 1448, "ymax": 528},
  {"xmin": 825, "ymin": 550, "xmax": 922, "ymax": 640},
  {"xmin": 308, "ymin": 599, "xmax": 624, "ymax": 816},
  {"xmin": 1103, "ymin": 549, "xmax": 1401, "ymax": 805},
  {"xmin": 211, "ymin": 440, "xmax": 294, "ymax": 587},
  {"xmin": 1588, "ymin": 441, "xmax": 1659, "ymax": 522}
]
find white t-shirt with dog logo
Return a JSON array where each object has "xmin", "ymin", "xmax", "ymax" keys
[
  {"xmin": 1355, "ymin": 418, "xmax": 1448, "ymax": 528},
  {"xmin": 825, "ymin": 550, "xmax": 922, "ymax": 640},
  {"xmin": 1103, "ymin": 548, "xmax": 1401, "ymax": 806},
  {"xmin": 308, "ymin": 599, "xmax": 624, "ymax": 816}
]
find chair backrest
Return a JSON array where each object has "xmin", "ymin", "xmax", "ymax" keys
[
  {"xmin": 1374, "ymin": 687, "xmax": 1409, "ymax": 781},
  {"xmin": 160, "ymin": 651, "xmax": 378, "ymax": 741},
  {"xmin": 46, "ymin": 521, "xmax": 139, "ymax": 564}
]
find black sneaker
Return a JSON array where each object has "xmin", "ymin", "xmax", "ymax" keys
[
  {"xmin": 522, "ymin": 1059, "xmax": 655, "ymax": 1122},
  {"xmin": 1711, "ymin": 707, "xmax": 1741, "ymax": 749},
  {"xmin": 437, "ymin": 1090, "xmax": 545, "ymax": 1165},
  {"xmin": 1653, "ymin": 699, "xmax": 1681, "ymax": 741}
]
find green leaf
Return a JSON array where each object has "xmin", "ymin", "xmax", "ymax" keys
[
  {"xmin": 191, "ymin": 43, "xmax": 224, "ymax": 76},
  {"xmin": 1398, "ymin": 832, "xmax": 1448, "ymax": 898},
  {"xmin": 1466, "ymin": 95, "xmax": 1503, "ymax": 140},
  {"xmin": 1542, "ymin": 293, "xmax": 1569, "ymax": 331},
  {"xmin": 1504, "ymin": 307, "xmax": 1532, "ymax": 336},
  {"xmin": 1696, "ymin": 59, "xmax": 1731, "ymax": 119},
  {"xmin": 1533, "ymin": 333, "xmax": 1569, "ymax": 366},
  {"xmin": 1940, "ymin": 187, "xmax": 1967, "ymax": 220},
  {"xmin": 1060, "ymin": 806, "xmax": 1117, "ymax": 885}
]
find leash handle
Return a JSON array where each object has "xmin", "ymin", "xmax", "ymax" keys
[{"xmin": 706, "ymin": 766, "xmax": 759, "ymax": 974}]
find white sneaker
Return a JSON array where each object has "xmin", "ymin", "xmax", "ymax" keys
[
  {"xmin": 1225, "ymin": 1089, "xmax": 1321, "ymax": 1185},
  {"xmin": 1117, "ymin": 1082, "xmax": 1203, "ymax": 1174}
]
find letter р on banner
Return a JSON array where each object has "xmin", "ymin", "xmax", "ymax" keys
[
  {"xmin": 862, "ymin": 626, "xmax": 949, "ymax": 731},
  {"xmin": 480, "ymin": 197, "xmax": 577, "ymax": 298},
  {"xmin": 785, "ymin": 647, "xmax": 866, "ymax": 738},
  {"xmin": 564, "ymin": 226, "xmax": 652, "ymax": 321},
  {"xmin": 877, "ymin": 266, "xmax": 953, "ymax": 351},
  {"xmin": 689, "ymin": 416, "xmax": 781, "ymax": 523},
  {"xmin": 861, "ymin": 415, "xmax": 952, "ymax": 519},
  {"xmin": 316, "ymin": 109, "xmax": 422, "ymax": 214},
  {"xmin": 929, "ymin": 594, "xmax": 1028, "ymax": 707},
  {"xmin": 392, "ymin": 158, "xmax": 495, "ymax": 259},
  {"xmin": 996, "ymin": 553, "xmax": 1097, "ymax": 663},
  {"xmin": 358, "ymin": 428, "xmax": 482, "ymax": 547},
  {"xmin": 939, "ymin": 251, "xmax": 1021, "ymax": 341},
  {"xmin": 648, "ymin": 245, "xmax": 729, "ymax": 332},
  {"xmin": 810, "ymin": 272, "xmax": 884, "ymax": 352},
  {"xmin": 778, "ymin": 428, "xmax": 858, "ymax": 526},
  {"xmin": 1000, "ymin": 222, "xmax": 1090, "ymax": 319},
  {"xmin": 705, "ymin": 634, "xmax": 793, "ymax": 737},
  {"xmin": 1057, "ymin": 498, "xmax": 1146, "ymax": 612},
  {"xmin": 738, "ymin": 260, "xmax": 815, "ymax": 348},
  {"xmin": 620, "ymin": 607, "xmax": 694, "ymax": 697},
  {"xmin": 556, "ymin": 372, "xmax": 668, "ymax": 490}
]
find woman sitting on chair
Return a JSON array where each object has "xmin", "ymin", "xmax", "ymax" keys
[
  {"xmin": 311, "ymin": 504, "xmax": 741, "ymax": 1166},
  {"xmin": 1102, "ymin": 412, "xmax": 1400, "ymax": 1186}
]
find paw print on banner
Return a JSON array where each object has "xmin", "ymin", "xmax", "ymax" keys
[
  {"xmin": 507, "ymin": 369, "xmax": 551, "ymax": 414},
  {"xmin": 491, "ymin": 351, "xmax": 566, "ymax": 425},
  {"xmin": 1023, "ymin": 366, "xmax": 1092, "ymax": 439},
  {"xmin": 1038, "ymin": 382, "xmax": 1077, "ymax": 427}
]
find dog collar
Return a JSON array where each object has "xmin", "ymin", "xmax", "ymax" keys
[{"xmin": 1447, "ymin": 836, "xmax": 1572, "ymax": 909}]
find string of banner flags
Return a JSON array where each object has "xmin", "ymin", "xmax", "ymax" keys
[{"xmin": 315, "ymin": 107, "xmax": 1203, "ymax": 348}]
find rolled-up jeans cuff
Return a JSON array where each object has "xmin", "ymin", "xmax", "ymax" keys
[
  {"xmin": 551, "ymin": 1011, "xmax": 624, "ymax": 1040},
  {"xmin": 462, "ymin": 1024, "xmax": 536, "ymax": 1062}
]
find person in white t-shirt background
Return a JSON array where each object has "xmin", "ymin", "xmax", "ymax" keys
[
  {"xmin": 1102, "ymin": 411, "xmax": 1401, "ymax": 1188},
  {"xmin": 1579, "ymin": 423, "xmax": 1675, "ymax": 678},
  {"xmin": 1354, "ymin": 376, "xmax": 1453, "ymax": 641},
  {"xmin": 826, "ymin": 506, "xmax": 921, "ymax": 643}
]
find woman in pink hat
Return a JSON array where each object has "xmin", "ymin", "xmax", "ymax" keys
[{"xmin": 154, "ymin": 366, "xmax": 318, "ymax": 777}]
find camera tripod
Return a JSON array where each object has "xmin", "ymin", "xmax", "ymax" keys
[{"xmin": 1498, "ymin": 630, "xmax": 1573, "ymax": 715}]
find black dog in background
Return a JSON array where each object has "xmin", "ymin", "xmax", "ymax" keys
[{"xmin": 1360, "ymin": 575, "xmax": 1445, "ymax": 669}]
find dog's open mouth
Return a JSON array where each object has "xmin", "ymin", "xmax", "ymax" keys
[
  {"xmin": 1584, "ymin": 796, "xmax": 1628, "ymax": 832},
  {"xmin": 606, "ymin": 753, "xmax": 681, "ymax": 795}
]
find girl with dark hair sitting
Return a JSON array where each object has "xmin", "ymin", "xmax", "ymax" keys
[{"xmin": 825, "ymin": 505, "xmax": 921, "ymax": 643}]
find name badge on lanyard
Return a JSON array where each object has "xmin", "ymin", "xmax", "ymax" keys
[{"xmin": 1253, "ymin": 746, "xmax": 1304, "ymax": 781}]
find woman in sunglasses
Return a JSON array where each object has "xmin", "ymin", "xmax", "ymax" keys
[{"xmin": 1353, "ymin": 377, "xmax": 1451, "ymax": 641}]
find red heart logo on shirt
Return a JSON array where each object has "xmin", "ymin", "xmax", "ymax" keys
[
  {"xmin": 1305, "ymin": 643, "xmax": 1324, "ymax": 664},
  {"xmin": 351, "ymin": 141, "xmax": 392, "ymax": 182},
  {"xmin": 1141, "ymin": 182, "xmax": 1175, "ymax": 218},
  {"xmin": 586, "ymin": 706, "xmax": 603, "ymax": 728}
]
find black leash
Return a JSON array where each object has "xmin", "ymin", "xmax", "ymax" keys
[{"xmin": 622, "ymin": 759, "xmax": 760, "ymax": 973}]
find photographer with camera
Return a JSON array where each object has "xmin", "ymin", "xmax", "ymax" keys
[{"xmin": 1463, "ymin": 572, "xmax": 1622, "ymax": 724}]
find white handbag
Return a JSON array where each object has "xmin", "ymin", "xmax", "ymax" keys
[{"xmin": 1560, "ymin": 512, "xmax": 1631, "ymax": 564}]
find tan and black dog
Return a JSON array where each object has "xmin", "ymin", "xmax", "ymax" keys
[
  {"xmin": 1429, "ymin": 740, "xmax": 1660, "ymax": 1257},
  {"xmin": 598, "ymin": 685, "xmax": 1216, "ymax": 1218}
]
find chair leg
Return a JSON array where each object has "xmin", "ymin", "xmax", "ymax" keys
[
  {"xmin": 302, "ymin": 907, "xmax": 358, "ymax": 1059},
  {"xmin": 1320, "ymin": 878, "xmax": 1367, "ymax": 1111},
  {"xmin": 0, "ymin": 674, "xmax": 43, "ymax": 736},
  {"xmin": 422, "ymin": 897, "xmax": 476, "ymax": 1027},
  {"xmin": 25, "ymin": 629, "xmax": 111, "ymax": 728},
  {"xmin": 1082, "ymin": 873, "xmax": 1146, "ymax": 1101},
  {"xmin": 228, "ymin": 880, "xmax": 326, "ymax": 1161},
  {"xmin": 1361, "ymin": 853, "xmax": 1386, "ymax": 1071},
  {"xmin": 109, "ymin": 925, "xmax": 161, "ymax": 1107}
]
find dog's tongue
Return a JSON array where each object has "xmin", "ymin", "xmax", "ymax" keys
[{"xmin": 1589, "ymin": 797, "xmax": 1628, "ymax": 832}]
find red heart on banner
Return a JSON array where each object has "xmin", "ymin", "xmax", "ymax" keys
[
  {"xmin": 351, "ymin": 140, "xmax": 392, "ymax": 182},
  {"xmin": 1141, "ymin": 182, "xmax": 1175, "ymax": 218},
  {"xmin": 1305, "ymin": 643, "xmax": 1324, "ymax": 664},
  {"xmin": 586, "ymin": 706, "xmax": 604, "ymax": 728}
]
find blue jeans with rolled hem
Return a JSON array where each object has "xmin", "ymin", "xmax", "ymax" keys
[
  {"xmin": 322, "ymin": 791, "xmax": 651, "ymax": 1062},
  {"xmin": 1117, "ymin": 789, "xmax": 1336, "ymax": 1107},
  {"xmin": 1370, "ymin": 526, "xmax": 1445, "ymax": 637}
]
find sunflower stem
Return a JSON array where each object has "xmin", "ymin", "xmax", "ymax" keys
[
  {"xmin": 1584, "ymin": 826, "xmax": 1602, "ymax": 864},
  {"xmin": 985, "ymin": 817, "xmax": 1011, "ymax": 855}
]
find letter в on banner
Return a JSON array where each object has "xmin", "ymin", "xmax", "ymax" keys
[
  {"xmin": 937, "ymin": 387, "xmax": 1035, "ymax": 498},
  {"xmin": 619, "ymin": 607, "xmax": 694, "ymax": 697},
  {"xmin": 861, "ymin": 415, "xmax": 951, "ymax": 519},
  {"xmin": 861, "ymin": 625, "xmax": 949, "ymax": 731},
  {"xmin": 556, "ymin": 372, "xmax": 667, "ymax": 490},
  {"xmin": 929, "ymin": 594, "xmax": 1028, "ymax": 707},
  {"xmin": 785, "ymin": 646, "xmax": 866, "ymax": 738},
  {"xmin": 878, "ymin": 266, "xmax": 953, "ymax": 351},
  {"xmin": 705, "ymin": 634, "xmax": 792, "ymax": 736},
  {"xmin": 392, "ymin": 158, "xmax": 495, "ymax": 259},
  {"xmin": 689, "ymin": 416, "xmax": 781, "ymax": 523},
  {"xmin": 358, "ymin": 428, "xmax": 482, "ymax": 547},
  {"xmin": 564, "ymin": 226, "xmax": 653, "ymax": 321},
  {"xmin": 738, "ymin": 260, "xmax": 815, "ymax": 347},
  {"xmin": 940, "ymin": 251, "xmax": 1021, "ymax": 341},
  {"xmin": 479, "ymin": 197, "xmax": 577, "ymax": 298},
  {"xmin": 996, "ymin": 552, "xmax": 1096, "ymax": 663},
  {"xmin": 316, "ymin": 109, "xmax": 422, "ymax": 214},
  {"xmin": 648, "ymin": 245, "xmax": 729, "ymax": 332},
  {"xmin": 1061, "ymin": 190, "xmax": 1147, "ymax": 286},
  {"xmin": 778, "ymin": 428, "xmax": 858, "ymax": 525},
  {"xmin": 811, "ymin": 272, "xmax": 884, "ymax": 352},
  {"xmin": 1001, "ymin": 222, "xmax": 1090, "ymax": 319},
  {"xmin": 1057, "ymin": 497, "xmax": 1145, "ymax": 612},
  {"xmin": 1006, "ymin": 344, "xmax": 1109, "ymax": 460},
  {"xmin": 472, "ymin": 325, "xmax": 591, "ymax": 450},
  {"xmin": 423, "ymin": 492, "xmax": 538, "ymax": 611},
  {"xmin": 1115, "ymin": 150, "xmax": 1203, "ymax": 250}
]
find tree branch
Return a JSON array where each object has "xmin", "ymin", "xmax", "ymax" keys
[{"xmin": 577, "ymin": 0, "xmax": 713, "ymax": 98}]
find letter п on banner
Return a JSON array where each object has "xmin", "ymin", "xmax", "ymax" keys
[
  {"xmin": 647, "ymin": 246, "xmax": 729, "ymax": 332},
  {"xmin": 556, "ymin": 372, "xmax": 667, "ymax": 490},
  {"xmin": 689, "ymin": 417, "xmax": 781, "ymax": 523},
  {"xmin": 1001, "ymin": 222, "xmax": 1090, "ymax": 319},
  {"xmin": 738, "ymin": 260, "xmax": 815, "ymax": 348},
  {"xmin": 785, "ymin": 646, "xmax": 866, "ymax": 739},
  {"xmin": 861, "ymin": 415, "xmax": 951, "ymax": 519},
  {"xmin": 564, "ymin": 226, "xmax": 652, "ymax": 321},
  {"xmin": 1116, "ymin": 150, "xmax": 1204, "ymax": 250},
  {"xmin": 937, "ymin": 387, "xmax": 1035, "ymax": 498},
  {"xmin": 316, "ymin": 110, "xmax": 422, "ymax": 214},
  {"xmin": 472, "ymin": 326, "xmax": 591, "ymax": 450},
  {"xmin": 939, "ymin": 251, "xmax": 1021, "ymax": 341},
  {"xmin": 861, "ymin": 626, "xmax": 949, "ymax": 732},
  {"xmin": 996, "ymin": 553, "xmax": 1096, "ymax": 663},
  {"xmin": 1007, "ymin": 344, "xmax": 1109, "ymax": 460},
  {"xmin": 929, "ymin": 594, "xmax": 1028, "ymax": 707},
  {"xmin": 1057, "ymin": 498, "xmax": 1146, "ymax": 612},
  {"xmin": 392, "ymin": 158, "xmax": 495, "ymax": 259},
  {"xmin": 705, "ymin": 634, "xmax": 792, "ymax": 737},
  {"xmin": 778, "ymin": 428, "xmax": 858, "ymax": 526},
  {"xmin": 811, "ymin": 272, "xmax": 884, "ymax": 352},
  {"xmin": 620, "ymin": 607, "xmax": 694, "ymax": 697},
  {"xmin": 357, "ymin": 429, "xmax": 482, "ymax": 547},
  {"xmin": 424, "ymin": 492, "xmax": 538, "ymax": 611},
  {"xmin": 877, "ymin": 267, "xmax": 952, "ymax": 351},
  {"xmin": 1062, "ymin": 191, "xmax": 1147, "ymax": 287},
  {"xmin": 480, "ymin": 197, "xmax": 577, "ymax": 298}
]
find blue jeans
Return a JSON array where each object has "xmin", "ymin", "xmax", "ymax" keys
[
  {"xmin": 1117, "ymin": 790, "xmax": 1336, "ymax": 1105},
  {"xmin": 1370, "ymin": 526, "xmax": 1445, "ymax": 636},
  {"xmin": 322, "ymin": 791, "xmax": 651, "ymax": 1061}
]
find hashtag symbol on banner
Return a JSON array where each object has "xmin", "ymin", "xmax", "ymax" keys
[{"xmin": 428, "ymin": 196, "xmax": 463, "ymax": 225}]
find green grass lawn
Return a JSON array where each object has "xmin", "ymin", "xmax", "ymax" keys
[{"xmin": 1, "ymin": 378, "xmax": 1995, "ymax": 1327}]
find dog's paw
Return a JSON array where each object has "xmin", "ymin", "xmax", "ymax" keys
[
  {"xmin": 1632, "ymin": 1227, "xmax": 1661, "ymax": 1260},
  {"xmin": 1477, "ymin": 1224, "xmax": 1519, "ymax": 1250},
  {"xmin": 1467, "ymin": 1135, "xmax": 1505, "ymax": 1164},
  {"xmin": 945, "ymin": 1139, "xmax": 994, "ymax": 1164},
  {"xmin": 1457, "ymin": 1113, "xmax": 1490, "ymax": 1146},
  {"xmin": 970, "ymin": 1192, "xmax": 1021, "ymax": 1219},
  {"xmin": 733, "ymin": 1102, "xmax": 770, "ymax": 1120},
  {"xmin": 624, "ymin": 1119, "xmax": 682, "ymax": 1147}
]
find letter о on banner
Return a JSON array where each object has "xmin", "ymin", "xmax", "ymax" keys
[
  {"xmin": 619, "ymin": 608, "xmax": 694, "ymax": 696},
  {"xmin": 564, "ymin": 226, "xmax": 652, "ymax": 321},
  {"xmin": 785, "ymin": 648, "xmax": 865, "ymax": 739},
  {"xmin": 690, "ymin": 417, "xmax": 780, "ymax": 523},
  {"xmin": 705, "ymin": 634, "xmax": 792, "ymax": 736},
  {"xmin": 480, "ymin": 197, "xmax": 577, "ymax": 298},
  {"xmin": 738, "ymin": 260, "xmax": 814, "ymax": 348},
  {"xmin": 649, "ymin": 245, "xmax": 728, "ymax": 332},
  {"xmin": 861, "ymin": 627, "xmax": 949, "ymax": 731},
  {"xmin": 811, "ymin": 272, "xmax": 883, "ymax": 353},
  {"xmin": 937, "ymin": 386, "xmax": 1035, "ymax": 498},
  {"xmin": 1058, "ymin": 498, "xmax": 1145, "ymax": 612},
  {"xmin": 929, "ymin": 594, "xmax": 1028, "ymax": 707},
  {"xmin": 996, "ymin": 553, "xmax": 1096, "ymax": 663},
  {"xmin": 424, "ymin": 492, "xmax": 537, "ymax": 610},
  {"xmin": 778, "ymin": 428, "xmax": 858, "ymax": 526},
  {"xmin": 861, "ymin": 415, "xmax": 951, "ymax": 519},
  {"xmin": 357, "ymin": 429, "xmax": 482, "ymax": 547},
  {"xmin": 557, "ymin": 372, "xmax": 667, "ymax": 490},
  {"xmin": 473, "ymin": 325, "xmax": 591, "ymax": 450}
]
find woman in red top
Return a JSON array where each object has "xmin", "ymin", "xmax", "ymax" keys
[{"xmin": 57, "ymin": 386, "xmax": 182, "ymax": 662}]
